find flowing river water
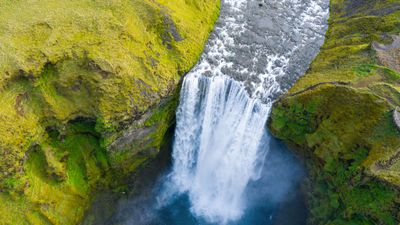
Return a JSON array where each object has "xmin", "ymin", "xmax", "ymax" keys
[{"xmin": 110, "ymin": 0, "xmax": 330, "ymax": 224}]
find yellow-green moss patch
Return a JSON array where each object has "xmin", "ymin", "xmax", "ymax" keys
[
  {"xmin": 269, "ymin": 0, "xmax": 400, "ymax": 224},
  {"xmin": 0, "ymin": 0, "xmax": 220, "ymax": 223}
]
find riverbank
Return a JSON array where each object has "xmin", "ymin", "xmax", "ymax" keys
[{"xmin": 269, "ymin": 0, "xmax": 400, "ymax": 223}]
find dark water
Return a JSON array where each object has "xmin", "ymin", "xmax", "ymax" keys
[
  {"xmin": 110, "ymin": 136, "xmax": 306, "ymax": 225},
  {"xmin": 83, "ymin": 0, "xmax": 329, "ymax": 223}
]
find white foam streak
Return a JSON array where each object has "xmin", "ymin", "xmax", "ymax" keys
[
  {"xmin": 171, "ymin": 75, "xmax": 270, "ymax": 223},
  {"xmin": 160, "ymin": 0, "xmax": 330, "ymax": 223}
]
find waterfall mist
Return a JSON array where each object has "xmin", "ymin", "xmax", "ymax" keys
[
  {"xmin": 107, "ymin": 0, "xmax": 330, "ymax": 224},
  {"xmin": 156, "ymin": 0, "xmax": 329, "ymax": 223},
  {"xmin": 160, "ymin": 75, "xmax": 272, "ymax": 224},
  {"xmin": 111, "ymin": 134, "xmax": 306, "ymax": 225}
]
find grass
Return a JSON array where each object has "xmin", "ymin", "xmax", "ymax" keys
[
  {"xmin": 19, "ymin": 122, "xmax": 106, "ymax": 225},
  {"xmin": 0, "ymin": 0, "xmax": 220, "ymax": 223},
  {"xmin": 270, "ymin": 85, "xmax": 400, "ymax": 224},
  {"xmin": 290, "ymin": 0, "xmax": 400, "ymax": 93},
  {"xmin": 269, "ymin": 0, "xmax": 400, "ymax": 224}
]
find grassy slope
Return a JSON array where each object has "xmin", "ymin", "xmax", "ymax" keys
[
  {"xmin": 269, "ymin": 0, "xmax": 400, "ymax": 224},
  {"xmin": 0, "ymin": 0, "xmax": 220, "ymax": 224}
]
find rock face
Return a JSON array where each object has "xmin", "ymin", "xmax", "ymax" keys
[
  {"xmin": 269, "ymin": 0, "xmax": 400, "ymax": 224},
  {"xmin": 394, "ymin": 108, "xmax": 400, "ymax": 130},
  {"xmin": 0, "ymin": 0, "xmax": 220, "ymax": 224},
  {"xmin": 373, "ymin": 35, "xmax": 400, "ymax": 73}
]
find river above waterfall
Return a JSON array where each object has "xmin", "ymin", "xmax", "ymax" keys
[
  {"xmin": 160, "ymin": 0, "xmax": 328, "ymax": 223},
  {"xmin": 99, "ymin": 0, "xmax": 329, "ymax": 224}
]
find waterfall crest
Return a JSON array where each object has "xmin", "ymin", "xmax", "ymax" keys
[{"xmin": 160, "ymin": 0, "xmax": 330, "ymax": 224}]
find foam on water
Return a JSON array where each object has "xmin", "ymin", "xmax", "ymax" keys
[
  {"xmin": 170, "ymin": 75, "xmax": 271, "ymax": 223},
  {"xmin": 160, "ymin": 0, "xmax": 330, "ymax": 224}
]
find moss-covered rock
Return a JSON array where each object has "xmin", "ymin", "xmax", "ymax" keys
[
  {"xmin": 269, "ymin": 0, "xmax": 400, "ymax": 224},
  {"xmin": 0, "ymin": 0, "xmax": 220, "ymax": 224}
]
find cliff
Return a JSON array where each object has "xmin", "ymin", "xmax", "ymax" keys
[
  {"xmin": 269, "ymin": 0, "xmax": 400, "ymax": 224},
  {"xmin": 0, "ymin": 0, "xmax": 220, "ymax": 224}
]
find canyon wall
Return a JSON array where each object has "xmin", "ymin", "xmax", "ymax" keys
[
  {"xmin": 269, "ymin": 0, "xmax": 400, "ymax": 224},
  {"xmin": 0, "ymin": 1, "xmax": 220, "ymax": 224}
]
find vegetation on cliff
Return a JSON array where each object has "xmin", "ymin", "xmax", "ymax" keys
[
  {"xmin": 269, "ymin": 0, "xmax": 400, "ymax": 224},
  {"xmin": 0, "ymin": 0, "xmax": 220, "ymax": 224}
]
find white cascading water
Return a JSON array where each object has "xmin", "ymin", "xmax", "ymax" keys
[
  {"xmin": 172, "ymin": 75, "xmax": 271, "ymax": 223},
  {"xmin": 161, "ymin": 0, "xmax": 330, "ymax": 224}
]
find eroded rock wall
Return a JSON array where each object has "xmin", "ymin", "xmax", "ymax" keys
[
  {"xmin": 269, "ymin": 0, "xmax": 400, "ymax": 224},
  {"xmin": 0, "ymin": 1, "xmax": 220, "ymax": 224}
]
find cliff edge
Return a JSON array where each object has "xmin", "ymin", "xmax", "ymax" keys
[
  {"xmin": 269, "ymin": 0, "xmax": 400, "ymax": 224},
  {"xmin": 0, "ymin": 0, "xmax": 220, "ymax": 224}
]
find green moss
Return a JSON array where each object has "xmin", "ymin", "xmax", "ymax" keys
[
  {"xmin": 0, "ymin": 0, "xmax": 220, "ymax": 223},
  {"xmin": 308, "ymin": 146, "xmax": 399, "ymax": 225},
  {"xmin": 354, "ymin": 64, "xmax": 400, "ymax": 82},
  {"xmin": 107, "ymin": 88, "xmax": 180, "ymax": 182},
  {"xmin": 0, "ymin": 0, "xmax": 219, "ymax": 182},
  {"xmin": 270, "ymin": 85, "xmax": 400, "ymax": 224},
  {"xmin": 13, "ymin": 122, "xmax": 107, "ymax": 224},
  {"xmin": 144, "ymin": 87, "xmax": 180, "ymax": 147},
  {"xmin": 353, "ymin": 64, "xmax": 377, "ymax": 77},
  {"xmin": 369, "ymin": 83, "xmax": 400, "ymax": 106},
  {"xmin": 313, "ymin": 179, "xmax": 398, "ymax": 224},
  {"xmin": 0, "ymin": 194, "xmax": 31, "ymax": 225},
  {"xmin": 269, "ymin": 0, "xmax": 400, "ymax": 224},
  {"xmin": 290, "ymin": 0, "xmax": 400, "ymax": 93}
]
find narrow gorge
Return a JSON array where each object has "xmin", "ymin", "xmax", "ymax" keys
[
  {"xmin": 162, "ymin": 0, "xmax": 329, "ymax": 223},
  {"xmin": 105, "ymin": 0, "xmax": 330, "ymax": 224},
  {"xmin": 0, "ymin": 0, "xmax": 399, "ymax": 225}
]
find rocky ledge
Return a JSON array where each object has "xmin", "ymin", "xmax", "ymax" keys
[
  {"xmin": 269, "ymin": 0, "xmax": 400, "ymax": 224},
  {"xmin": 0, "ymin": 1, "xmax": 220, "ymax": 224}
]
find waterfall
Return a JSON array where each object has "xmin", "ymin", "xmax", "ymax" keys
[
  {"xmin": 171, "ymin": 75, "xmax": 271, "ymax": 223},
  {"xmin": 160, "ymin": 0, "xmax": 330, "ymax": 224}
]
